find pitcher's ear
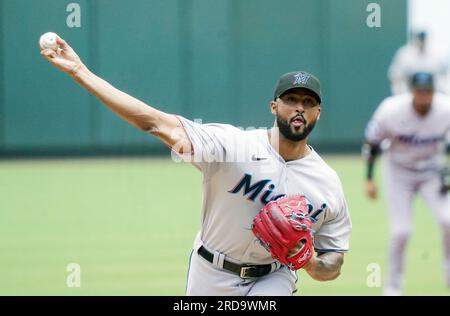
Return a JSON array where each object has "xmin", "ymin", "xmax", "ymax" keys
[{"xmin": 270, "ymin": 100, "xmax": 277, "ymax": 115}]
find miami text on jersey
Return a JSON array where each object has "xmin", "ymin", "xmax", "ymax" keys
[
  {"xmin": 227, "ymin": 173, "xmax": 328, "ymax": 222},
  {"xmin": 396, "ymin": 134, "xmax": 445, "ymax": 146},
  {"xmin": 228, "ymin": 173, "xmax": 285, "ymax": 205}
]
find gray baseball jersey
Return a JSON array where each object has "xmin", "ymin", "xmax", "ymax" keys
[
  {"xmin": 364, "ymin": 93, "xmax": 450, "ymax": 295},
  {"xmin": 365, "ymin": 93, "xmax": 450, "ymax": 171},
  {"xmin": 176, "ymin": 116, "xmax": 352, "ymax": 266}
]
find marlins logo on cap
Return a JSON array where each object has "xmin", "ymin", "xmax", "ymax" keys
[
  {"xmin": 293, "ymin": 72, "xmax": 311, "ymax": 85},
  {"xmin": 274, "ymin": 71, "xmax": 321, "ymax": 103}
]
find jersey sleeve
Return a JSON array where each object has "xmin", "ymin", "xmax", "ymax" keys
[
  {"xmin": 313, "ymin": 190, "xmax": 352, "ymax": 253},
  {"xmin": 365, "ymin": 100, "xmax": 390, "ymax": 145},
  {"xmin": 174, "ymin": 115, "xmax": 239, "ymax": 172},
  {"xmin": 387, "ymin": 47, "xmax": 408, "ymax": 81}
]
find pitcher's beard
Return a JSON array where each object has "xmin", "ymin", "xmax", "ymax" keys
[{"xmin": 276, "ymin": 116, "xmax": 316, "ymax": 142}]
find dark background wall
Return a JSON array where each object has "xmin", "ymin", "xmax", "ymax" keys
[{"xmin": 0, "ymin": 0, "xmax": 407, "ymax": 157}]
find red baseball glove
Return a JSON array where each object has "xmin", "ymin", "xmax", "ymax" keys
[{"xmin": 252, "ymin": 195, "xmax": 316, "ymax": 270}]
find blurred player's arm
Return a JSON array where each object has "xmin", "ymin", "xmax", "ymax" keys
[
  {"xmin": 363, "ymin": 104, "xmax": 389, "ymax": 200},
  {"xmin": 40, "ymin": 36, "xmax": 190, "ymax": 153},
  {"xmin": 442, "ymin": 140, "xmax": 450, "ymax": 194},
  {"xmin": 363, "ymin": 142, "xmax": 381, "ymax": 200},
  {"xmin": 303, "ymin": 252, "xmax": 344, "ymax": 281}
]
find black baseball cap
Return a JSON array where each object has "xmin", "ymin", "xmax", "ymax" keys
[
  {"xmin": 410, "ymin": 72, "xmax": 434, "ymax": 90},
  {"xmin": 416, "ymin": 31, "xmax": 427, "ymax": 40},
  {"xmin": 274, "ymin": 71, "xmax": 321, "ymax": 103}
]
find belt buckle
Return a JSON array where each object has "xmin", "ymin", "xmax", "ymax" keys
[{"xmin": 240, "ymin": 266, "xmax": 255, "ymax": 279}]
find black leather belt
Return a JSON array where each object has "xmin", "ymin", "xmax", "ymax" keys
[{"xmin": 197, "ymin": 246, "xmax": 274, "ymax": 279}]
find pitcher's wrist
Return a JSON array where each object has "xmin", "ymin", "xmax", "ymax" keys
[
  {"xmin": 302, "ymin": 255, "xmax": 317, "ymax": 272},
  {"xmin": 70, "ymin": 63, "xmax": 88, "ymax": 81}
]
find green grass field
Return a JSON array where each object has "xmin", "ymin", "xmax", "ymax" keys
[{"xmin": 0, "ymin": 156, "xmax": 448, "ymax": 295}]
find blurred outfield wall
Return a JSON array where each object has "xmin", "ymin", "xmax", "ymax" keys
[{"xmin": 0, "ymin": 0, "xmax": 407, "ymax": 156}]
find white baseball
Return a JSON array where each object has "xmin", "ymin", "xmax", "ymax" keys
[{"xmin": 39, "ymin": 32, "xmax": 60, "ymax": 51}]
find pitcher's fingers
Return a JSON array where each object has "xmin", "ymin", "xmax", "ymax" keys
[
  {"xmin": 56, "ymin": 36, "xmax": 70, "ymax": 50},
  {"xmin": 41, "ymin": 49, "xmax": 57, "ymax": 59},
  {"xmin": 41, "ymin": 48, "xmax": 56, "ymax": 56}
]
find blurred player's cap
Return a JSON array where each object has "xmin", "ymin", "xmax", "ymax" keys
[
  {"xmin": 410, "ymin": 72, "xmax": 434, "ymax": 90},
  {"xmin": 274, "ymin": 71, "xmax": 321, "ymax": 103},
  {"xmin": 416, "ymin": 31, "xmax": 427, "ymax": 40}
]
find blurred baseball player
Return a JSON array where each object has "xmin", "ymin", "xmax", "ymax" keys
[
  {"xmin": 388, "ymin": 31, "xmax": 449, "ymax": 95},
  {"xmin": 40, "ymin": 36, "xmax": 351, "ymax": 296},
  {"xmin": 364, "ymin": 73, "xmax": 450, "ymax": 296}
]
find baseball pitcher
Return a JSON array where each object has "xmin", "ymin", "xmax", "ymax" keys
[{"xmin": 41, "ymin": 36, "xmax": 352, "ymax": 296}]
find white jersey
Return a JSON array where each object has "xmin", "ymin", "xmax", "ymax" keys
[
  {"xmin": 388, "ymin": 44, "xmax": 449, "ymax": 95},
  {"xmin": 365, "ymin": 93, "xmax": 450, "ymax": 171},
  {"xmin": 176, "ymin": 116, "xmax": 352, "ymax": 265}
]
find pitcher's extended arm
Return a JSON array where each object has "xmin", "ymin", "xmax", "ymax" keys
[{"xmin": 40, "ymin": 36, "xmax": 190, "ymax": 153}]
